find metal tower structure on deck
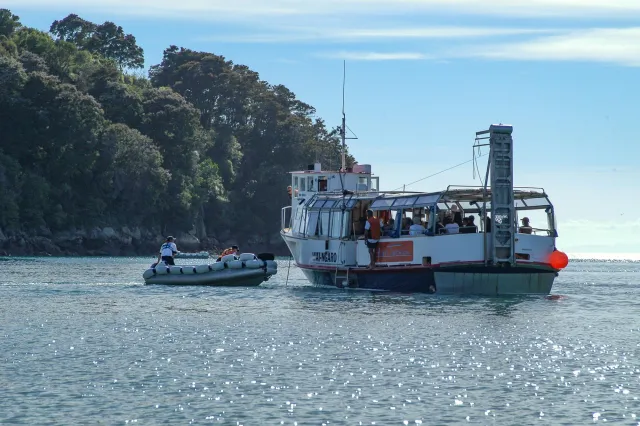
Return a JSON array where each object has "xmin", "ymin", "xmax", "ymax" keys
[{"xmin": 476, "ymin": 124, "xmax": 515, "ymax": 266}]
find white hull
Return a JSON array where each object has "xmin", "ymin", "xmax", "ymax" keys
[{"xmin": 282, "ymin": 231, "xmax": 558, "ymax": 295}]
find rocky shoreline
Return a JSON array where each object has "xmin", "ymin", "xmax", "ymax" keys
[{"xmin": 0, "ymin": 227, "xmax": 290, "ymax": 257}]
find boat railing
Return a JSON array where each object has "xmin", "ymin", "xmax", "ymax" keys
[{"xmin": 281, "ymin": 205, "xmax": 292, "ymax": 231}]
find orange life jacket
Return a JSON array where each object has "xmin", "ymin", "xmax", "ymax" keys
[
  {"xmin": 220, "ymin": 247, "xmax": 236, "ymax": 256},
  {"xmin": 367, "ymin": 217, "xmax": 381, "ymax": 240}
]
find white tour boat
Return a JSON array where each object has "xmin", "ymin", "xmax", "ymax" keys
[{"xmin": 280, "ymin": 123, "xmax": 569, "ymax": 295}]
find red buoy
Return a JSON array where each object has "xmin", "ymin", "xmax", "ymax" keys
[{"xmin": 549, "ymin": 250, "xmax": 569, "ymax": 269}]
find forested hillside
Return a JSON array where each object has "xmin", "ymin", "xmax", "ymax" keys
[{"xmin": 0, "ymin": 9, "xmax": 354, "ymax": 256}]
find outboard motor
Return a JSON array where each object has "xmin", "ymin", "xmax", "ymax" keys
[{"xmin": 257, "ymin": 253, "xmax": 275, "ymax": 261}]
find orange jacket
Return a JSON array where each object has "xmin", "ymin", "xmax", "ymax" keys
[
  {"xmin": 367, "ymin": 217, "xmax": 381, "ymax": 240},
  {"xmin": 220, "ymin": 247, "xmax": 236, "ymax": 256}
]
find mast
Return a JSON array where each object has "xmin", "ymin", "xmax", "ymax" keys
[{"xmin": 341, "ymin": 60, "xmax": 346, "ymax": 172}]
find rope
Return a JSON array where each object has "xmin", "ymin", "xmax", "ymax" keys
[
  {"xmin": 391, "ymin": 152, "xmax": 489, "ymax": 192},
  {"xmin": 285, "ymin": 255, "xmax": 292, "ymax": 286}
]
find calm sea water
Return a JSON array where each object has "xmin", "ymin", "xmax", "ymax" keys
[{"xmin": 1, "ymin": 256, "xmax": 639, "ymax": 425}]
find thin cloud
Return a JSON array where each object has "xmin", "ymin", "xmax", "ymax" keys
[
  {"xmin": 6, "ymin": 0, "xmax": 640, "ymax": 20},
  {"xmin": 318, "ymin": 51, "xmax": 431, "ymax": 61},
  {"xmin": 455, "ymin": 27, "xmax": 640, "ymax": 67},
  {"xmin": 8, "ymin": 0, "xmax": 640, "ymax": 67},
  {"xmin": 195, "ymin": 26, "xmax": 563, "ymax": 44}
]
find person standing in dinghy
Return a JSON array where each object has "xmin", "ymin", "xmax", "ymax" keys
[{"xmin": 157, "ymin": 236, "xmax": 178, "ymax": 266}]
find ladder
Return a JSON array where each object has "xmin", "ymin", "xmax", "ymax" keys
[
  {"xmin": 334, "ymin": 267, "xmax": 351, "ymax": 288},
  {"xmin": 489, "ymin": 124, "xmax": 515, "ymax": 265}
]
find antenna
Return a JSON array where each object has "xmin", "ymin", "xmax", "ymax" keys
[
  {"xmin": 340, "ymin": 60, "xmax": 358, "ymax": 172},
  {"xmin": 340, "ymin": 60, "xmax": 346, "ymax": 172}
]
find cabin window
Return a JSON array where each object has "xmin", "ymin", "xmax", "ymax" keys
[
  {"xmin": 357, "ymin": 177, "xmax": 368, "ymax": 191},
  {"xmin": 343, "ymin": 211, "xmax": 351, "ymax": 237},
  {"xmin": 292, "ymin": 206, "xmax": 303, "ymax": 235},
  {"xmin": 318, "ymin": 177, "xmax": 328, "ymax": 192},
  {"xmin": 300, "ymin": 208, "xmax": 308, "ymax": 235},
  {"xmin": 300, "ymin": 177, "xmax": 306, "ymax": 192},
  {"xmin": 295, "ymin": 207, "xmax": 307, "ymax": 235},
  {"xmin": 330, "ymin": 211, "xmax": 342, "ymax": 237},
  {"xmin": 371, "ymin": 177, "xmax": 379, "ymax": 192},
  {"xmin": 371, "ymin": 198, "xmax": 394, "ymax": 209},
  {"xmin": 319, "ymin": 211, "xmax": 330, "ymax": 237},
  {"xmin": 293, "ymin": 176, "xmax": 299, "ymax": 191},
  {"xmin": 308, "ymin": 177, "xmax": 315, "ymax": 192},
  {"xmin": 306, "ymin": 211, "xmax": 319, "ymax": 236}
]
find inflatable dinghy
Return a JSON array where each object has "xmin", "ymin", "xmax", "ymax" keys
[
  {"xmin": 174, "ymin": 251, "xmax": 210, "ymax": 259},
  {"xmin": 143, "ymin": 253, "xmax": 277, "ymax": 286}
]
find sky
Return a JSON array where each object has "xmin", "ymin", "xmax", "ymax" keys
[{"xmin": 5, "ymin": 0, "xmax": 640, "ymax": 255}]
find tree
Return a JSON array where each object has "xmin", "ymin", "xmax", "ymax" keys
[
  {"xmin": 0, "ymin": 9, "xmax": 21, "ymax": 37},
  {"xmin": 93, "ymin": 81, "xmax": 144, "ymax": 128},
  {"xmin": 139, "ymin": 87, "xmax": 212, "ymax": 231},
  {"xmin": 50, "ymin": 14, "xmax": 144, "ymax": 69},
  {"xmin": 19, "ymin": 51, "xmax": 49, "ymax": 73},
  {"xmin": 12, "ymin": 27, "xmax": 55, "ymax": 56},
  {"xmin": 0, "ymin": 150, "xmax": 22, "ymax": 229},
  {"xmin": 86, "ymin": 22, "xmax": 144, "ymax": 69},
  {"xmin": 98, "ymin": 123, "xmax": 170, "ymax": 225},
  {"xmin": 49, "ymin": 14, "xmax": 94, "ymax": 45}
]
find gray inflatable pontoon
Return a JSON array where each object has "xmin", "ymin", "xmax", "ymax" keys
[{"xmin": 143, "ymin": 253, "xmax": 277, "ymax": 286}]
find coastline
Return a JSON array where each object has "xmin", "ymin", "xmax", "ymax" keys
[{"xmin": 0, "ymin": 227, "xmax": 289, "ymax": 257}]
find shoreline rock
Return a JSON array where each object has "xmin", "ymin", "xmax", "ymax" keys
[{"xmin": 0, "ymin": 226, "xmax": 290, "ymax": 257}]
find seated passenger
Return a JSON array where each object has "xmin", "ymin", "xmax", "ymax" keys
[
  {"xmin": 519, "ymin": 217, "xmax": 533, "ymax": 234},
  {"xmin": 216, "ymin": 245, "xmax": 239, "ymax": 261},
  {"xmin": 484, "ymin": 214, "xmax": 492, "ymax": 233},
  {"xmin": 459, "ymin": 216, "xmax": 479, "ymax": 233},
  {"xmin": 383, "ymin": 218, "xmax": 395, "ymax": 235},
  {"xmin": 433, "ymin": 215, "xmax": 444, "ymax": 234},
  {"xmin": 401, "ymin": 217, "xmax": 412, "ymax": 233},
  {"xmin": 444, "ymin": 216, "xmax": 459, "ymax": 234},
  {"xmin": 451, "ymin": 204, "xmax": 463, "ymax": 226},
  {"xmin": 459, "ymin": 217, "xmax": 472, "ymax": 233},
  {"xmin": 409, "ymin": 217, "xmax": 425, "ymax": 236},
  {"xmin": 467, "ymin": 215, "xmax": 478, "ymax": 233}
]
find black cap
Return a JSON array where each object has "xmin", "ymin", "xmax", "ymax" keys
[
  {"xmin": 166, "ymin": 236, "xmax": 174, "ymax": 241},
  {"xmin": 232, "ymin": 245, "xmax": 239, "ymax": 249}
]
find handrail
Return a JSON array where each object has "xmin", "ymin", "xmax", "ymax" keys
[{"xmin": 281, "ymin": 206, "xmax": 292, "ymax": 231}]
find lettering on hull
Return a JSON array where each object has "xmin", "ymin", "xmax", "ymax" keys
[
  {"xmin": 312, "ymin": 251, "xmax": 338, "ymax": 263},
  {"xmin": 377, "ymin": 241, "xmax": 413, "ymax": 262}
]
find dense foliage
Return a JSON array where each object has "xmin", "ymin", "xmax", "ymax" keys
[{"xmin": 0, "ymin": 9, "xmax": 354, "ymax": 246}]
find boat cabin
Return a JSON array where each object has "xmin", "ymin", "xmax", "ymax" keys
[
  {"xmin": 289, "ymin": 162, "xmax": 379, "ymax": 198},
  {"xmin": 283, "ymin": 162, "xmax": 380, "ymax": 232}
]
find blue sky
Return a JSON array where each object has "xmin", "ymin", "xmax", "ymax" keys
[{"xmin": 6, "ymin": 0, "xmax": 640, "ymax": 255}]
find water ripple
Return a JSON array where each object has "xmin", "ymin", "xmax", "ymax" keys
[{"xmin": 0, "ymin": 257, "xmax": 638, "ymax": 424}]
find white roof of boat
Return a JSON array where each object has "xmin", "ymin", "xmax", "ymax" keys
[
  {"xmin": 288, "ymin": 169, "xmax": 373, "ymax": 174},
  {"xmin": 305, "ymin": 186, "xmax": 552, "ymax": 210}
]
